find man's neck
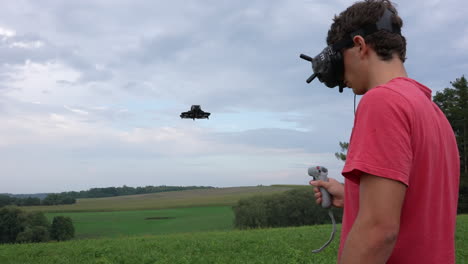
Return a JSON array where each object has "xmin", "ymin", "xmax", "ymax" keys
[{"xmin": 366, "ymin": 55, "xmax": 408, "ymax": 91}]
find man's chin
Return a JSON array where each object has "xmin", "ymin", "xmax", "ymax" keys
[{"xmin": 351, "ymin": 87, "xmax": 365, "ymax": 95}]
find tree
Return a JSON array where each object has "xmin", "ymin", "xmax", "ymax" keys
[
  {"xmin": 433, "ymin": 76, "xmax": 468, "ymax": 214},
  {"xmin": 433, "ymin": 75, "xmax": 468, "ymax": 174},
  {"xmin": 0, "ymin": 206, "xmax": 27, "ymax": 243},
  {"xmin": 50, "ymin": 216, "xmax": 75, "ymax": 241},
  {"xmin": 0, "ymin": 195, "xmax": 13, "ymax": 208},
  {"xmin": 60, "ymin": 196, "xmax": 76, "ymax": 205},
  {"xmin": 335, "ymin": 141, "xmax": 349, "ymax": 162},
  {"xmin": 25, "ymin": 211, "xmax": 50, "ymax": 229},
  {"xmin": 0, "ymin": 207, "xmax": 52, "ymax": 244},
  {"xmin": 23, "ymin": 197, "xmax": 41, "ymax": 206},
  {"xmin": 42, "ymin": 194, "xmax": 61, "ymax": 205}
]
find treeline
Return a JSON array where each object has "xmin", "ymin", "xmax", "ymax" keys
[
  {"xmin": 0, "ymin": 185, "xmax": 214, "ymax": 207},
  {"xmin": 233, "ymin": 188, "xmax": 343, "ymax": 229},
  {"xmin": 59, "ymin": 185, "xmax": 215, "ymax": 199},
  {"xmin": 0, "ymin": 206, "xmax": 74, "ymax": 244},
  {"xmin": 0, "ymin": 194, "xmax": 76, "ymax": 207}
]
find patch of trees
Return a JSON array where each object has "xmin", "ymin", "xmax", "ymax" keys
[
  {"xmin": 0, "ymin": 206, "xmax": 74, "ymax": 244},
  {"xmin": 0, "ymin": 194, "xmax": 76, "ymax": 207},
  {"xmin": 0, "ymin": 195, "xmax": 41, "ymax": 207},
  {"xmin": 58, "ymin": 185, "xmax": 215, "ymax": 199},
  {"xmin": 233, "ymin": 188, "xmax": 343, "ymax": 229},
  {"xmin": 41, "ymin": 194, "xmax": 76, "ymax": 205}
]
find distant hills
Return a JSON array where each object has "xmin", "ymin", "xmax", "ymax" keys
[
  {"xmin": 21, "ymin": 186, "xmax": 300, "ymax": 213},
  {"xmin": 1, "ymin": 185, "xmax": 216, "ymax": 201}
]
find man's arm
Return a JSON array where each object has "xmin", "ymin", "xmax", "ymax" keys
[{"xmin": 339, "ymin": 173, "xmax": 407, "ymax": 264}]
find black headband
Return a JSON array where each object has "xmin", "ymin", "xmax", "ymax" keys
[{"xmin": 332, "ymin": 9, "xmax": 401, "ymax": 51}]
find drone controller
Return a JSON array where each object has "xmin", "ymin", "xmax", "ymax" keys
[
  {"xmin": 307, "ymin": 165, "xmax": 336, "ymax": 253},
  {"xmin": 308, "ymin": 166, "xmax": 332, "ymax": 209}
]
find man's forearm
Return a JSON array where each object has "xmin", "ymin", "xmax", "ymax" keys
[{"xmin": 339, "ymin": 220, "xmax": 398, "ymax": 264}]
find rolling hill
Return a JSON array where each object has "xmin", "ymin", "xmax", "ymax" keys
[{"xmin": 21, "ymin": 185, "xmax": 302, "ymax": 213}]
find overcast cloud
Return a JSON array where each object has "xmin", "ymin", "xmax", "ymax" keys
[{"xmin": 1, "ymin": 0, "xmax": 467, "ymax": 193}]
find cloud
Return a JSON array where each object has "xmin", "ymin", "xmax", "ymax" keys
[
  {"xmin": 0, "ymin": 26, "xmax": 15, "ymax": 39},
  {"xmin": 0, "ymin": 0, "xmax": 466, "ymax": 193}
]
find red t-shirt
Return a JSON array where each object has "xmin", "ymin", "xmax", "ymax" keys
[{"xmin": 340, "ymin": 77, "xmax": 460, "ymax": 263}]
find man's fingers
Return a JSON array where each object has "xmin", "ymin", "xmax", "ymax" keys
[
  {"xmin": 309, "ymin": 180, "xmax": 330, "ymax": 188},
  {"xmin": 314, "ymin": 188, "xmax": 322, "ymax": 205}
]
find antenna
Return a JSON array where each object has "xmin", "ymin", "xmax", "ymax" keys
[
  {"xmin": 299, "ymin": 54, "xmax": 313, "ymax": 61},
  {"xmin": 300, "ymin": 54, "xmax": 317, "ymax": 83}
]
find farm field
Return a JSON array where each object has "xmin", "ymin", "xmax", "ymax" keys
[
  {"xmin": 46, "ymin": 206, "xmax": 234, "ymax": 239},
  {"xmin": 0, "ymin": 214, "xmax": 467, "ymax": 264},
  {"xmin": 22, "ymin": 186, "xmax": 296, "ymax": 213}
]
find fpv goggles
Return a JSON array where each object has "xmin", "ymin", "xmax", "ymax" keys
[{"xmin": 300, "ymin": 9, "xmax": 401, "ymax": 93}]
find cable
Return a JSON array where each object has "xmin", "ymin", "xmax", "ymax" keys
[
  {"xmin": 354, "ymin": 94, "xmax": 357, "ymax": 116},
  {"xmin": 311, "ymin": 209, "xmax": 337, "ymax": 253}
]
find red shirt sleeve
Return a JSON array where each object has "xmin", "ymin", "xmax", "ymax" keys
[{"xmin": 342, "ymin": 87, "xmax": 414, "ymax": 186}]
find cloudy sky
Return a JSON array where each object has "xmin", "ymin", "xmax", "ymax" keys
[{"xmin": 1, "ymin": 0, "xmax": 467, "ymax": 193}]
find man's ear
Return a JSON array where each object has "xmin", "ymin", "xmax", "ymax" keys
[{"xmin": 352, "ymin": 35, "xmax": 368, "ymax": 58}]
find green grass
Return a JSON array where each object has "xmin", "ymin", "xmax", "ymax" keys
[
  {"xmin": 0, "ymin": 224, "xmax": 342, "ymax": 264},
  {"xmin": 22, "ymin": 186, "xmax": 296, "ymax": 213},
  {"xmin": 1, "ymin": 214, "xmax": 466, "ymax": 264},
  {"xmin": 46, "ymin": 206, "xmax": 234, "ymax": 239},
  {"xmin": 457, "ymin": 214, "xmax": 468, "ymax": 263},
  {"xmin": 0, "ymin": 215, "xmax": 468, "ymax": 264}
]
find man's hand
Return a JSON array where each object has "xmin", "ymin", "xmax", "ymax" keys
[{"xmin": 309, "ymin": 178, "xmax": 345, "ymax": 208}]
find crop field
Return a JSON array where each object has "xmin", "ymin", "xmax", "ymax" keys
[
  {"xmin": 46, "ymin": 206, "xmax": 234, "ymax": 239},
  {"xmin": 1, "ymin": 214, "xmax": 467, "ymax": 264},
  {"xmin": 22, "ymin": 186, "xmax": 296, "ymax": 213}
]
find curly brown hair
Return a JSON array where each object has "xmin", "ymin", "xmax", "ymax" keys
[{"xmin": 327, "ymin": 0, "xmax": 406, "ymax": 62}]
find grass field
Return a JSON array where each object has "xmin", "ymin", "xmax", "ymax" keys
[
  {"xmin": 1, "ymin": 214, "xmax": 467, "ymax": 264},
  {"xmin": 0, "ymin": 223, "xmax": 343, "ymax": 264},
  {"xmin": 22, "ymin": 186, "xmax": 295, "ymax": 213},
  {"xmin": 4, "ymin": 186, "xmax": 468, "ymax": 263},
  {"xmin": 46, "ymin": 206, "xmax": 234, "ymax": 239}
]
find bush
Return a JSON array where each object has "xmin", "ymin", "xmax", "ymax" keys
[
  {"xmin": 16, "ymin": 226, "xmax": 49, "ymax": 243},
  {"xmin": 0, "ymin": 207, "xmax": 52, "ymax": 244},
  {"xmin": 50, "ymin": 216, "xmax": 75, "ymax": 241},
  {"xmin": 233, "ymin": 195, "xmax": 272, "ymax": 228},
  {"xmin": 233, "ymin": 188, "xmax": 343, "ymax": 229}
]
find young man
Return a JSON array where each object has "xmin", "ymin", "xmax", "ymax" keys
[{"xmin": 310, "ymin": 0, "xmax": 460, "ymax": 263}]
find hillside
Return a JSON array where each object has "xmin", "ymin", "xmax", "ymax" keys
[{"xmin": 22, "ymin": 185, "xmax": 299, "ymax": 213}]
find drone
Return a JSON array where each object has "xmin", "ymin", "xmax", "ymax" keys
[{"xmin": 180, "ymin": 105, "xmax": 210, "ymax": 120}]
